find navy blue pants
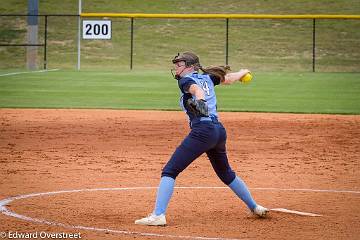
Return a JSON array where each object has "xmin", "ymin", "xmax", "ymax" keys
[{"xmin": 162, "ymin": 120, "xmax": 236, "ymax": 185}]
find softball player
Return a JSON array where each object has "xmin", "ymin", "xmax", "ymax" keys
[{"xmin": 135, "ymin": 52, "xmax": 268, "ymax": 226}]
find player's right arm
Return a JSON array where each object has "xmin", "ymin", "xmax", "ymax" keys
[{"xmin": 222, "ymin": 69, "xmax": 250, "ymax": 85}]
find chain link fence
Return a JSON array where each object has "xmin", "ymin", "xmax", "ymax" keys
[{"xmin": 1, "ymin": 14, "xmax": 359, "ymax": 72}]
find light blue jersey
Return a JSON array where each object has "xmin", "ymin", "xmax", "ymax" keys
[{"xmin": 178, "ymin": 72, "xmax": 220, "ymax": 122}]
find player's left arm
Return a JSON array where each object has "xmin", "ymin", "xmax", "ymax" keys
[
  {"xmin": 188, "ymin": 84, "xmax": 205, "ymax": 100},
  {"xmin": 186, "ymin": 84, "xmax": 208, "ymax": 117}
]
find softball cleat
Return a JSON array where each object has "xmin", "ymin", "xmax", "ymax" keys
[
  {"xmin": 253, "ymin": 205, "xmax": 269, "ymax": 218},
  {"xmin": 135, "ymin": 213, "xmax": 166, "ymax": 226}
]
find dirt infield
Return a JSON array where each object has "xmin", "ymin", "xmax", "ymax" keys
[{"xmin": 0, "ymin": 109, "xmax": 359, "ymax": 240}]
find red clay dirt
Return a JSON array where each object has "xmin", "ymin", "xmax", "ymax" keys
[{"xmin": 0, "ymin": 109, "xmax": 359, "ymax": 240}]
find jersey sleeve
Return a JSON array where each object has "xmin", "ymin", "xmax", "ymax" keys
[
  {"xmin": 209, "ymin": 74, "xmax": 221, "ymax": 86},
  {"xmin": 178, "ymin": 77, "xmax": 197, "ymax": 93}
]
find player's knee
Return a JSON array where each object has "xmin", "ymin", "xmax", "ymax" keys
[
  {"xmin": 161, "ymin": 167, "xmax": 180, "ymax": 180},
  {"xmin": 216, "ymin": 170, "xmax": 236, "ymax": 185}
]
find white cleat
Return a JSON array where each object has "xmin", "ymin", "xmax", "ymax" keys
[
  {"xmin": 135, "ymin": 213, "xmax": 166, "ymax": 226},
  {"xmin": 253, "ymin": 205, "xmax": 269, "ymax": 218}
]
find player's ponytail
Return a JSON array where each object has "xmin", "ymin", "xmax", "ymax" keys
[{"xmin": 200, "ymin": 65, "xmax": 231, "ymax": 83}]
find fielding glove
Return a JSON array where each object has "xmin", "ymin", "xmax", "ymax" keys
[{"xmin": 186, "ymin": 99, "xmax": 209, "ymax": 117}]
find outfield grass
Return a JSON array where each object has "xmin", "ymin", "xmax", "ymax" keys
[{"xmin": 0, "ymin": 70, "xmax": 359, "ymax": 114}]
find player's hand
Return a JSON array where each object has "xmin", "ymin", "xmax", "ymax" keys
[
  {"xmin": 239, "ymin": 70, "xmax": 252, "ymax": 83},
  {"xmin": 187, "ymin": 99, "xmax": 209, "ymax": 117}
]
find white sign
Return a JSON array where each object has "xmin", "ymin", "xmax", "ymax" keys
[{"xmin": 82, "ymin": 20, "xmax": 111, "ymax": 39}]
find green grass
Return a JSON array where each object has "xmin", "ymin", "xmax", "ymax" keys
[{"xmin": 0, "ymin": 70, "xmax": 359, "ymax": 114}]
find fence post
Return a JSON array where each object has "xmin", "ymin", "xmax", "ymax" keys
[
  {"xmin": 44, "ymin": 15, "xmax": 48, "ymax": 69},
  {"xmin": 130, "ymin": 18, "xmax": 134, "ymax": 70},
  {"xmin": 77, "ymin": 0, "xmax": 82, "ymax": 70},
  {"xmin": 312, "ymin": 18, "xmax": 316, "ymax": 72},
  {"xmin": 225, "ymin": 18, "xmax": 229, "ymax": 65},
  {"xmin": 27, "ymin": 0, "xmax": 39, "ymax": 70}
]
